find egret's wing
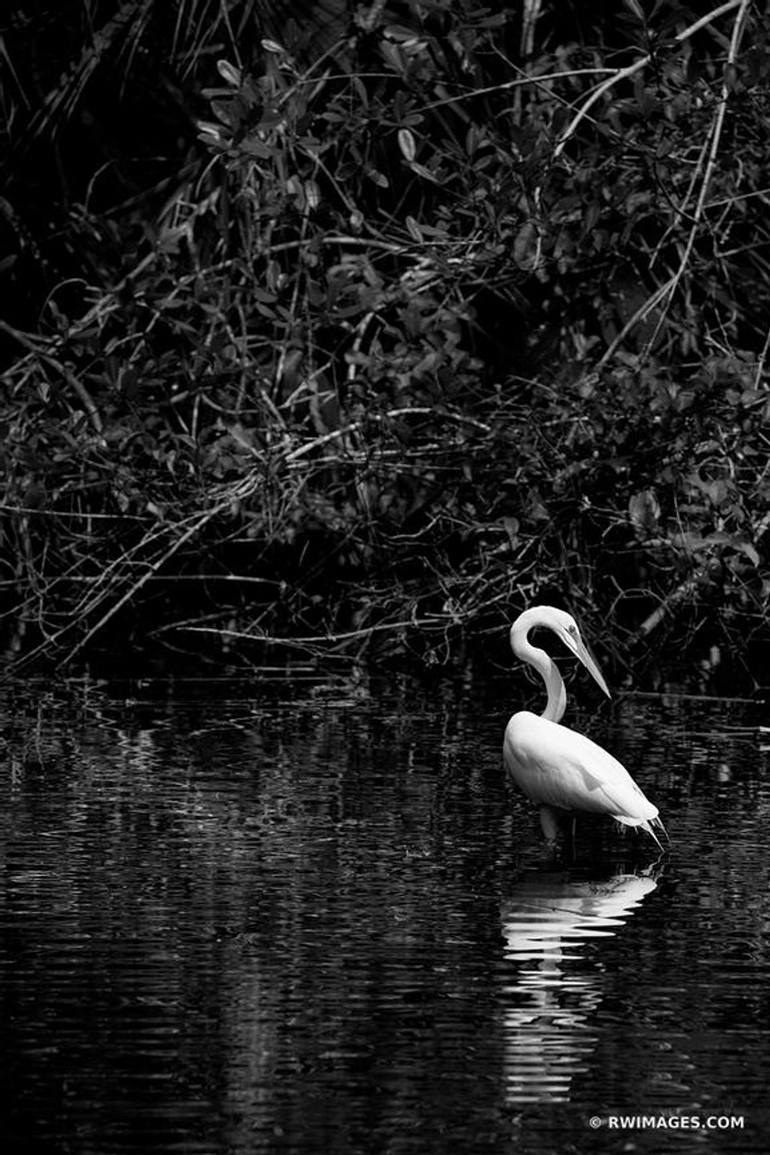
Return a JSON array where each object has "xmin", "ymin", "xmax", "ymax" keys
[{"xmin": 504, "ymin": 712, "xmax": 659, "ymax": 823}]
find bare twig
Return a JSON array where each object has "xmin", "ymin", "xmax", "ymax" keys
[
  {"xmin": 640, "ymin": 0, "xmax": 751, "ymax": 358},
  {"xmin": 552, "ymin": 0, "xmax": 743, "ymax": 164}
]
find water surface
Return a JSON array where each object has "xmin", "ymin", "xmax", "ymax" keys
[{"xmin": 1, "ymin": 673, "xmax": 768, "ymax": 1153}]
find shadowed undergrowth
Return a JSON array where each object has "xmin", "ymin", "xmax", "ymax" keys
[{"xmin": 1, "ymin": 0, "xmax": 769, "ymax": 676}]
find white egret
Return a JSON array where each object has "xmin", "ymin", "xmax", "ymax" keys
[{"xmin": 504, "ymin": 606, "xmax": 666, "ymax": 848}]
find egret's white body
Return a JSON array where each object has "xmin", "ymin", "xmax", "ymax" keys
[{"xmin": 504, "ymin": 606, "xmax": 666, "ymax": 848}]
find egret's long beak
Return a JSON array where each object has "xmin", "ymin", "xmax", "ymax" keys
[{"xmin": 560, "ymin": 629, "xmax": 612, "ymax": 698}]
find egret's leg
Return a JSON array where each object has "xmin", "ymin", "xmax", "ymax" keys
[{"xmin": 539, "ymin": 805, "xmax": 562, "ymax": 844}]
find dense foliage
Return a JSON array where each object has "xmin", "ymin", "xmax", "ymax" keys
[{"xmin": 1, "ymin": 0, "xmax": 768, "ymax": 676}]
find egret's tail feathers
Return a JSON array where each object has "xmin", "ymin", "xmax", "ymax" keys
[
  {"xmin": 614, "ymin": 813, "xmax": 669, "ymax": 851},
  {"xmin": 648, "ymin": 815, "xmax": 669, "ymax": 850},
  {"xmin": 640, "ymin": 819, "xmax": 664, "ymax": 851}
]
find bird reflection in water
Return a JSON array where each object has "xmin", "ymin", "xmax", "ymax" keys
[{"xmin": 500, "ymin": 865, "xmax": 660, "ymax": 1104}]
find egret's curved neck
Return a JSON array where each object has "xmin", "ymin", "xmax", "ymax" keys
[{"xmin": 510, "ymin": 628, "xmax": 567, "ymax": 723}]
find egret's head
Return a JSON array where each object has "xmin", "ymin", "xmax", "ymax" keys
[{"xmin": 510, "ymin": 605, "xmax": 611, "ymax": 698}]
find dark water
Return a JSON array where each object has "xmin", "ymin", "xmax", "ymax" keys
[{"xmin": 1, "ymin": 671, "xmax": 769, "ymax": 1154}]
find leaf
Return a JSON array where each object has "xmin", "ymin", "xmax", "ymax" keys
[
  {"xmin": 513, "ymin": 221, "xmax": 539, "ymax": 270},
  {"xmin": 366, "ymin": 167, "xmax": 389, "ymax": 188},
  {"xmin": 409, "ymin": 161, "xmax": 438, "ymax": 183},
  {"xmin": 197, "ymin": 120, "xmax": 222, "ymax": 140},
  {"xmin": 216, "ymin": 60, "xmax": 241, "ymax": 87},
  {"xmin": 628, "ymin": 489, "xmax": 660, "ymax": 534},
  {"xmin": 734, "ymin": 542, "xmax": 760, "ymax": 567},
  {"xmin": 623, "ymin": 0, "xmax": 645, "ymax": 20},
  {"xmin": 405, "ymin": 216, "xmax": 422, "ymax": 242},
  {"xmin": 503, "ymin": 516, "xmax": 519, "ymax": 549},
  {"xmin": 304, "ymin": 180, "xmax": 320, "ymax": 211},
  {"xmin": 582, "ymin": 200, "xmax": 601, "ymax": 233},
  {"xmin": 398, "ymin": 128, "xmax": 416, "ymax": 162}
]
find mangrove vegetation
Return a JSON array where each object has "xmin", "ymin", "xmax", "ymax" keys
[{"xmin": 1, "ymin": 0, "xmax": 769, "ymax": 679}]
